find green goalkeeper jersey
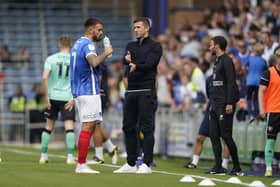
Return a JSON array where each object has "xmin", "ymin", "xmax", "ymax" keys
[{"xmin": 44, "ymin": 51, "xmax": 72, "ymax": 101}]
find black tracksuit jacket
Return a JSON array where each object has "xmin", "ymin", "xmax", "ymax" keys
[
  {"xmin": 124, "ymin": 36, "xmax": 162, "ymax": 91},
  {"xmin": 212, "ymin": 54, "xmax": 238, "ymax": 108}
]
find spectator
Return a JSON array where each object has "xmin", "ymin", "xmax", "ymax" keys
[
  {"xmin": 7, "ymin": 85, "xmax": 27, "ymax": 141},
  {"xmin": 170, "ymin": 56, "xmax": 185, "ymax": 108},
  {"xmin": 0, "ymin": 45, "xmax": 11, "ymax": 64},
  {"xmin": 8, "ymin": 85, "xmax": 27, "ymax": 113},
  {"xmin": 26, "ymin": 83, "xmax": 47, "ymax": 143},
  {"xmin": 261, "ymin": 30, "xmax": 278, "ymax": 63},
  {"xmin": 228, "ymin": 52, "xmax": 247, "ymax": 121},
  {"xmin": 180, "ymin": 27, "xmax": 201, "ymax": 58},
  {"xmin": 187, "ymin": 57, "xmax": 206, "ymax": 107},
  {"xmin": 157, "ymin": 60, "xmax": 173, "ymax": 109},
  {"xmin": 244, "ymin": 43, "xmax": 268, "ymax": 118},
  {"xmin": 236, "ymin": 39, "xmax": 251, "ymax": 67},
  {"xmin": 171, "ymin": 67, "xmax": 192, "ymax": 112},
  {"xmin": 13, "ymin": 44, "xmax": 31, "ymax": 68},
  {"xmin": 108, "ymin": 59, "xmax": 125, "ymax": 110}
]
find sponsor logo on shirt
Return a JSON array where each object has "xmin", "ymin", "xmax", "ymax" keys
[{"xmin": 213, "ymin": 81, "xmax": 224, "ymax": 86}]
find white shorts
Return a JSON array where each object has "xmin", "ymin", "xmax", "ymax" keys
[{"xmin": 75, "ymin": 95, "xmax": 103, "ymax": 123}]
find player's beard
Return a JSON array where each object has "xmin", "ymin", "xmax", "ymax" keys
[{"xmin": 92, "ymin": 35, "xmax": 102, "ymax": 42}]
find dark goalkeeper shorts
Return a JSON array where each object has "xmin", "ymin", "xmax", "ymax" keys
[
  {"xmin": 44, "ymin": 99, "xmax": 75, "ymax": 121},
  {"xmin": 266, "ymin": 112, "xmax": 280, "ymax": 139}
]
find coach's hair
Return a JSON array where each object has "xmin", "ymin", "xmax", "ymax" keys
[
  {"xmin": 211, "ymin": 36, "xmax": 227, "ymax": 51},
  {"xmin": 133, "ymin": 17, "xmax": 151, "ymax": 28},
  {"xmin": 58, "ymin": 35, "xmax": 71, "ymax": 47},
  {"xmin": 84, "ymin": 18, "xmax": 103, "ymax": 29}
]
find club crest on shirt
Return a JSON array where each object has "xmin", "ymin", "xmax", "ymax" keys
[{"xmin": 88, "ymin": 44, "xmax": 95, "ymax": 51}]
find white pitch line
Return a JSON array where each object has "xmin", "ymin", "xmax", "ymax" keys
[{"xmin": 3, "ymin": 148, "xmax": 252, "ymax": 186}]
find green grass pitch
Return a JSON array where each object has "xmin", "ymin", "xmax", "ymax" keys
[{"xmin": 0, "ymin": 145, "xmax": 278, "ymax": 187}]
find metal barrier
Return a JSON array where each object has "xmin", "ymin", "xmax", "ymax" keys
[
  {"xmin": 102, "ymin": 108, "xmax": 280, "ymax": 164},
  {"xmin": 0, "ymin": 110, "xmax": 64, "ymax": 144},
  {"xmin": 154, "ymin": 108, "xmax": 203, "ymax": 157},
  {"xmin": 1, "ymin": 108, "xmax": 280, "ymax": 164},
  {"xmin": 0, "ymin": 112, "xmax": 25, "ymax": 143}
]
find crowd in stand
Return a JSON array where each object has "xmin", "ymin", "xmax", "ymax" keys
[
  {"xmin": 1, "ymin": 0, "xmax": 280, "ymax": 123},
  {"xmin": 108, "ymin": 0, "xmax": 280, "ymax": 122}
]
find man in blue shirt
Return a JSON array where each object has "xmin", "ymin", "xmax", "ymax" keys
[
  {"xmin": 244, "ymin": 43, "xmax": 267, "ymax": 118},
  {"xmin": 70, "ymin": 18, "xmax": 113, "ymax": 174}
]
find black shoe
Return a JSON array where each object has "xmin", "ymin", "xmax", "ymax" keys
[
  {"xmin": 92, "ymin": 156, "xmax": 104, "ymax": 164},
  {"xmin": 184, "ymin": 162, "xmax": 197, "ymax": 169},
  {"xmin": 206, "ymin": 167, "xmax": 227, "ymax": 175},
  {"xmin": 230, "ymin": 168, "xmax": 244, "ymax": 176}
]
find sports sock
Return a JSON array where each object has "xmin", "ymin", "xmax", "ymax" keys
[
  {"xmin": 78, "ymin": 130, "xmax": 92, "ymax": 164},
  {"xmin": 41, "ymin": 129, "xmax": 51, "ymax": 154},
  {"xmin": 103, "ymin": 139, "xmax": 114, "ymax": 153},
  {"xmin": 95, "ymin": 147, "xmax": 104, "ymax": 160},
  {"xmin": 222, "ymin": 158, "xmax": 229, "ymax": 169},
  {"xmin": 65, "ymin": 130, "xmax": 75, "ymax": 155},
  {"xmin": 192, "ymin": 155, "xmax": 200, "ymax": 165},
  {"xmin": 265, "ymin": 139, "xmax": 275, "ymax": 168}
]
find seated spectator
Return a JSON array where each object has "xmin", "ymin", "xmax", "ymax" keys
[
  {"xmin": 13, "ymin": 44, "xmax": 31, "ymax": 68},
  {"xmin": 0, "ymin": 45, "xmax": 11, "ymax": 64}
]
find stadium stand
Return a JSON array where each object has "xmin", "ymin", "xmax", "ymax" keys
[
  {"xmin": 0, "ymin": 1, "xmax": 131, "ymax": 143},
  {"xmin": 0, "ymin": 1, "xmax": 131, "ymax": 112}
]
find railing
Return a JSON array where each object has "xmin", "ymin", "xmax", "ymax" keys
[
  {"xmin": 0, "ymin": 112, "xmax": 25, "ymax": 143},
  {"xmin": 1, "ymin": 108, "xmax": 280, "ymax": 164}
]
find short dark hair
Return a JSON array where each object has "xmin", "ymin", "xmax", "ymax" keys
[
  {"xmin": 133, "ymin": 17, "xmax": 151, "ymax": 28},
  {"xmin": 84, "ymin": 18, "xmax": 103, "ymax": 29},
  {"xmin": 212, "ymin": 36, "xmax": 227, "ymax": 51},
  {"xmin": 189, "ymin": 57, "xmax": 199, "ymax": 64}
]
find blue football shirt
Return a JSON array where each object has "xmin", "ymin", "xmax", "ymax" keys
[{"xmin": 70, "ymin": 37, "xmax": 100, "ymax": 97}]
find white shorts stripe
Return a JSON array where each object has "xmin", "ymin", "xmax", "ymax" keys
[{"xmin": 90, "ymin": 67, "xmax": 96, "ymax": 95}]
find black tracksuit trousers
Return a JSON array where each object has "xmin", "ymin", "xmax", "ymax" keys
[
  {"xmin": 209, "ymin": 107, "xmax": 241, "ymax": 170},
  {"xmin": 123, "ymin": 90, "xmax": 156, "ymax": 166}
]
